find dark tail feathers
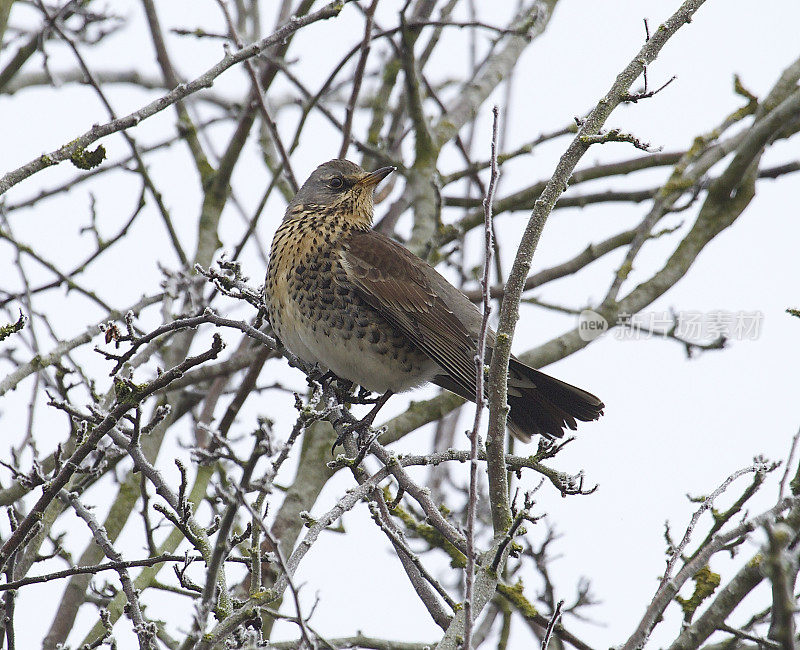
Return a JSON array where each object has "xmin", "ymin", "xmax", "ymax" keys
[{"xmin": 506, "ymin": 358, "xmax": 604, "ymax": 442}]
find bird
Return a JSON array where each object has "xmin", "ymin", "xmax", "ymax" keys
[{"xmin": 265, "ymin": 159, "xmax": 604, "ymax": 442}]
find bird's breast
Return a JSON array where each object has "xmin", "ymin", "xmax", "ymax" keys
[{"xmin": 266, "ymin": 221, "xmax": 436, "ymax": 392}]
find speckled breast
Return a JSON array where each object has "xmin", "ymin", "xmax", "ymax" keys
[{"xmin": 266, "ymin": 218, "xmax": 436, "ymax": 393}]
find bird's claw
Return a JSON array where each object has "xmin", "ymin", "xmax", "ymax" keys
[
  {"xmin": 351, "ymin": 427, "xmax": 382, "ymax": 466},
  {"xmin": 330, "ymin": 414, "xmax": 381, "ymax": 455},
  {"xmin": 307, "ymin": 367, "xmax": 337, "ymax": 385},
  {"xmin": 331, "ymin": 422, "xmax": 382, "ymax": 468},
  {"xmin": 330, "ymin": 390, "xmax": 393, "ymax": 456},
  {"xmin": 331, "ymin": 419, "xmax": 367, "ymax": 456},
  {"xmin": 331, "ymin": 426, "xmax": 353, "ymax": 455}
]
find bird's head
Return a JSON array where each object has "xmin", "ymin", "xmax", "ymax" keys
[{"xmin": 285, "ymin": 159, "xmax": 395, "ymax": 228}]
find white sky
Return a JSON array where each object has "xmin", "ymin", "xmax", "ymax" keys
[{"xmin": 1, "ymin": 0, "xmax": 799, "ymax": 648}]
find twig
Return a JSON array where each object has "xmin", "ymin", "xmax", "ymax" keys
[
  {"xmin": 719, "ymin": 624, "xmax": 781, "ymax": 649},
  {"xmin": 0, "ymin": 552, "xmax": 244, "ymax": 593},
  {"xmin": 659, "ymin": 461, "xmax": 767, "ymax": 596},
  {"xmin": 778, "ymin": 426, "xmax": 800, "ymax": 500},
  {"xmin": 267, "ymin": 636, "xmax": 434, "ymax": 650},
  {"xmin": 1, "ymin": 186, "xmax": 149, "ymax": 310},
  {"xmin": 61, "ymin": 490, "xmax": 156, "ymax": 649},
  {"xmin": 485, "ymin": 0, "xmax": 709, "ymax": 535},
  {"xmin": 140, "ymin": 0, "xmax": 211, "ymax": 177},
  {"xmin": 2, "ymin": 510, "xmax": 17, "ymax": 650},
  {"xmin": 198, "ymin": 436, "xmax": 265, "ymax": 620},
  {"xmin": 0, "ymin": 293, "xmax": 162, "ymax": 397},
  {"xmin": 338, "ymin": 0, "xmax": 378, "ymax": 158},
  {"xmin": 464, "ymin": 105, "xmax": 499, "ymax": 650},
  {"xmin": 463, "ymin": 227, "xmax": 659, "ymax": 302},
  {"xmin": 0, "ymin": 1, "xmax": 347, "ymax": 195},
  {"xmin": 541, "ymin": 600, "xmax": 564, "ymax": 650},
  {"xmin": 0, "ymin": 334, "xmax": 224, "ymax": 573},
  {"xmin": 2, "ymin": 116, "xmax": 228, "ymax": 214},
  {"xmin": 103, "ymin": 307, "xmax": 278, "ymax": 376},
  {"xmin": 367, "ymin": 500, "xmax": 453, "ymax": 629},
  {"xmin": 199, "ymin": 462, "xmax": 392, "ymax": 646},
  {"xmin": 490, "ymin": 499, "xmax": 538, "ymax": 573},
  {"xmin": 216, "ymin": 0, "xmax": 298, "ymax": 192},
  {"xmin": 579, "ymin": 127, "xmax": 661, "ymax": 153},
  {"xmin": 620, "ymin": 20, "xmax": 677, "ymax": 104},
  {"xmin": 431, "ymin": 5, "xmax": 545, "ymax": 148},
  {"xmin": 368, "ymin": 441, "xmax": 467, "ymax": 554},
  {"xmin": 34, "ymin": 0, "xmax": 188, "ymax": 265},
  {"xmin": 230, "ymin": 485, "xmax": 318, "ymax": 649},
  {"xmin": 621, "ymin": 482, "xmax": 796, "ymax": 650}
]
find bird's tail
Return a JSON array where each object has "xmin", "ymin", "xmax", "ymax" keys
[{"xmin": 506, "ymin": 358, "xmax": 604, "ymax": 442}]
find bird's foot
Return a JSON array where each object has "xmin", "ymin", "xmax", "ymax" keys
[
  {"xmin": 330, "ymin": 417, "xmax": 375, "ymax": 456},
  {"xmin": 332, "ymin": 379, "xmax": 356, "ymax": 403},
  {"xmin": 306, "ymin": 366, "xmax": 339, "ymax": 385},
  {"xmin": 331, "ymin": 390, "xmax": 393, "ymax": 456},
  {"xmin": 355, "ymin": 387, "xmax": 388, "ymax": 404},
  {"xmin": 331, "ymin": 427, "xmax": 351, "ymax": 455},
  {"xmin": 352, "ymin": 427, "xmax": 383, "ymax": 466},
  {"xmin": 331, "ymin": 423, "xmax": 383, "ymax": 467},
  {"xmin": 310, "ymin": 369, "xmax": 357, "ymax": 402}
]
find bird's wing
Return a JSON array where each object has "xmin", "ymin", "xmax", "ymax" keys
[{"xmin": 339, "ymin": 229, "xmax": 479, "ymax": 393}]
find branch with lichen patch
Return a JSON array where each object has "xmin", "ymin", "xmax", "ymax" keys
[{"xmin": 0, "ymin": 0, "xmax": 348, "ymax": 195}]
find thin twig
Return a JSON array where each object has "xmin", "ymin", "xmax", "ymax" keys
[
  {"xmin": 0, "ymin": 335, "xmax": 224, "ymax": 573},
  {"xmin": 0, "ymin": 1, "xmax": 347, "ymax": 195},
  {"xmin": 485, "ymin": 0, "xmax": 709, "ymax": 535},
  {"xmin": 216, "ymin": 0, "xmax": 298, "ymax": 192},
  {"xmin": 463, "ymin": 105, "xmax": 499, "ymax": 650},
  {"xmin": 778, "ymin": 426, "xmax": 800, "ymax": 500},
  {"xmin": 338, "ymin": 0, "xmax": 378, "ymax": 158},
  {"xmin": 541, "ymin": 600, "xmax": 564, "ymax": 650},
  {"xmin": 61, "ymin": 490, "xmax": 156, "ymax": 649},
  {"xmin": 35, "ymin": 0, "xmax": 189, "ymax": 265},
  {"xmin": 659, "ymin": 461, "xmax": 767, "ymax": 595}
]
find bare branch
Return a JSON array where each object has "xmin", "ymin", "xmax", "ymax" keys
[
  {"xmin": 0, "ymin": 0, "xmax": 347, "ymax": 195},
  {"xmin": 464, "ymin": 105, "xmax": 499, "ymax": 650}
]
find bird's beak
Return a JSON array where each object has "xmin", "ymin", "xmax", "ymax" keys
[{"xmin": 357, "ymin": 166, "xmax": 395, "ymax": 188}]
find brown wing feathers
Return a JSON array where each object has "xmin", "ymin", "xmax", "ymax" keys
[
  {"xmin": 341, "ymin": 230, "xmax": 479, "ymax": 393},
  {"xmin": 339, "ymin": 229, "xmax": 604, "ymax": 440}
]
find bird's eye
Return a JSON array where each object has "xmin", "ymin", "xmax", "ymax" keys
[{"xmin": 329, "ymin": 176, "xmax": 344, "ymax": 190}]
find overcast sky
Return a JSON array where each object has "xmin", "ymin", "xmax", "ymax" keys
[{"xmin": 2, "ymin": 1, "xmax": 800, "ymax": 647}]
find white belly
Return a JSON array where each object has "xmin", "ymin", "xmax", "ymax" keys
[{"xmin": 278, "ymin": 298, "xmax": 437, "ymax": 394}]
